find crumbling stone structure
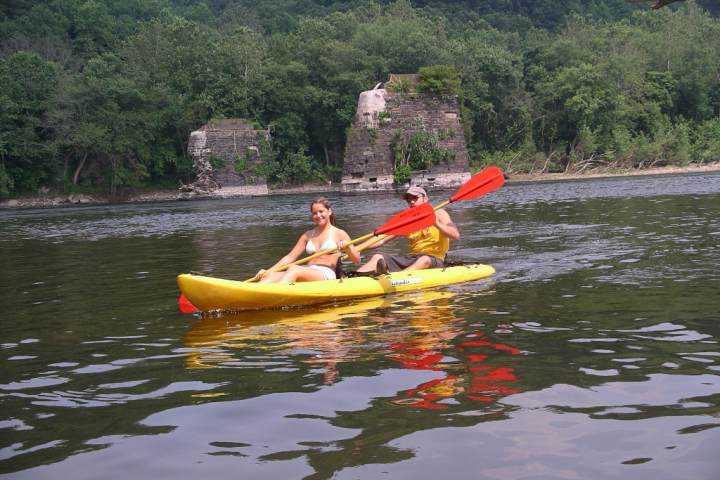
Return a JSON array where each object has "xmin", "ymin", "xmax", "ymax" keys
[
  {"xmin": 341, "ymin": 75, "xmax": 471, "ymax": 193},
  {"xmin": 181, "ymin": 119, "xmax": 269, "ymax": 198}
]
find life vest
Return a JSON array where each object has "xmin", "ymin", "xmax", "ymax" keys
[{"xmin": 407, "ymin": 225, "xmax": 449, "ymax": 259}]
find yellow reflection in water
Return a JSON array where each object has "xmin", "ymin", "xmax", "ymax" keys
[
  {"xmin": 183, "ymin": 287, "xmax": 522, "ymax": 408},
  {"xmin": 183, "ymin": 291, "xmax": 457, "ymax": 377}
]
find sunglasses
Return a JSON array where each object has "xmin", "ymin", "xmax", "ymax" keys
[{"xmin": 405, "ymin": 195, "xmax": 423, "ymax": 203}]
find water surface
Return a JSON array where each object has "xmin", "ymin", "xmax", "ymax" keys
[{"xmin": 1, "ymin": 173, "xmax": 719, "ymax": 479}]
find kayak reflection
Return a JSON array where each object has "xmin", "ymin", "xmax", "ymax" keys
[
  {"xmin": 183, "ymin": 295, "xmax": 388, "ymax": 376},
  {"xmin": 288, "ymin": 290, "xmax": 524, "ymax": 479},
  {"xmin": 183, "ymin": 286, "xmax": 521, "ymax": 409}
]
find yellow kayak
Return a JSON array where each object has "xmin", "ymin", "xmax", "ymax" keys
[{"xmin": 177, "ymin": 264, "xmax": 495, "ymax": 311}]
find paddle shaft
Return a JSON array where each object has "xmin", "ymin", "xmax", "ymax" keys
[
  {"xmin": 245, "ymin": 203, "xmax": 436, "ymax": 281},
  {"xmin": 272, "ymin": 231, "xmax": 373, "ymax": 269}
]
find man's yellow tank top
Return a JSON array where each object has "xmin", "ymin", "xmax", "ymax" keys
[{"xmin": 407, "ymin": 225, "xmax": 449, "ymax": 259}]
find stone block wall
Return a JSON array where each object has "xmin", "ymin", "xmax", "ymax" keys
[
  {"xmin": 341, "ymin": 88, "xmax": 471, "ymax": 193},
  {"xmin": 186, "ymin": 119, "xmax": 269, "ymax": 196}
]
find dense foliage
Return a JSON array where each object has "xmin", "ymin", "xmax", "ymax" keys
[{"xmin": 1, "ymin": 0, "xmax": 718, "ymax": 197}]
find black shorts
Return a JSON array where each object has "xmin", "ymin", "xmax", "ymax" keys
[{"xmin": 381, "ymin": 254, "xmax": 446, "ymax": 272}]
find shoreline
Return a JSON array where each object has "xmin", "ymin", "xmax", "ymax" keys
[
  {"xmin": 504, "ymin": 162, "xmax": 720, "ymax": 184},
  {"xmin": 2, "ymin": 162, "xmax": 719, "ymax": 210}
]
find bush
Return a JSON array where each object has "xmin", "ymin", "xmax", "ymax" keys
[
  {"xmin": 386, "ymin": 78, "xmax": 412, "ymax": 94},
  {"xmin": 664, "ymin": 121, "xmax": 691, "ymax": 166},
  {"xmin": 209, "ymin": 155, "xmax": 225, "ymax": 169},
  {"xmin": 472, "ymin": 141, "xmax": 539, "ymax": 174},
  {"xmin": 609, "ymin": 126, "xmax": 633, "ymax": 163},
  {"xmin": 390, "ymin": 126, "xmax": 454, "ymax": 184},
  {"xmin": 234, "ymin": 154, "xmax": 248, "ymax": 174},
  {"xmin": 0, "ymin": 163, "xmax": 13, "ymax": 198},
  {"xmin": 418, "ymin": 65, "xmax": 461, "ymax": 95},
  {"xmin": 393, "ymin": 164, "xmax": 412, "ymax": 185},
  {"xmin": 268, "ymin": 148, "xmax": 326, "ymax": 186},
  {"xmin": 691, "ymin": 118, "xmax": 720, "ymax": 164}
]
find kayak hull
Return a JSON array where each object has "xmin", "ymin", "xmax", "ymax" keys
[{"xmin": 177, "ymin": 264, "xmax": 495, "ymax": 311}]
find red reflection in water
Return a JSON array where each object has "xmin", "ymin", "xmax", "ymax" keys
[{"xmin": 391, "ymin": 332, "xmax": 522, "ymax": 409}]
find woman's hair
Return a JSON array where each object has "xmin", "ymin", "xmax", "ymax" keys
[{"xmin": 310, "ymin": 197, "xmax": 336, "ymax": 225}]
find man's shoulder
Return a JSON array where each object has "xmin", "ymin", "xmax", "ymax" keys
[{"xmin": 436, "ymin": 208, "xmax": 452, "ymax": 220}]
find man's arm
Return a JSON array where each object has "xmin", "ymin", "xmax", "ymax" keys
[{"xmin": 435, "ymin": 209, "xmax": 460, "ymax": 240}]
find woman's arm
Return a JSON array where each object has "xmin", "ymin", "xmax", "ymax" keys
[{"xmin": 337, "ymin": 230, "xmax": 361, "ymax": 264}]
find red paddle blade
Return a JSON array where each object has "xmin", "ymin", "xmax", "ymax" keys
[
  {"xmin": 178, "ymin": 294, "xmax": 200, "ymax": 314},
  {"xmin": 450, "ymin": 166, "xmax": 505, "ymax": 203},
  {"xmin": 374, "ymin": 202, "xmax": 435, "ymax": 236}
]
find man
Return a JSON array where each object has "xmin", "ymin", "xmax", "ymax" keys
[{"xmin": 356, "ymin": 186, "xmax": 460, "ymax": 274}]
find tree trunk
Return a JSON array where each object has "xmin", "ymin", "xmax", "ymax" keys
[
  {"xmin": 110, "ymin": 157, "xmax": 117, "ymax": 195},
  {"xmin": 177, "ymin": 127, "xmax": 190, "ymax": 161},
  {"xmin": 72, "ymin": 152, "xmax": 88, "ymax": 185},
  {"xmin": 63, "ymin": 155, "xmax": 69, "ymax": 190}
]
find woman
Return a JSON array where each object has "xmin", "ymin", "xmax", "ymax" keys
[{"xmin": 254, "ymin": 197, "xmax": 360, "ymax": 283}]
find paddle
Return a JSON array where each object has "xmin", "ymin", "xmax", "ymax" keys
[
  {"xmin": 434, "ymin": 165, "xmax": 505, "ymax": 209},
  {"xmin": 245, "ymin": 201, "xmax": 436, "ymax": 281},
  {"xmin": 355, "ymin": 166, "xmax": 506, "ymax": 253}
]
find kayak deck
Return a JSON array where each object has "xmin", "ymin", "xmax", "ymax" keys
[{"xmin": 178, "ymin": 263, "xmax": 495, "ymax": 311}]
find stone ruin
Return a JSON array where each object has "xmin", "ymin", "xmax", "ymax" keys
[
  {"xmin": 180, "ymin": 119, "xmax": 269, "ymax": 198},
  {"xmin": 341, "ymin": 74, "xmax": 471, "ymax": 193}
]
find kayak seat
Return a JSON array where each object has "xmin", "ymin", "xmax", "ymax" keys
[{"xmin": 343, "ymin": 270, "xmax": 379, "ymax": 278}]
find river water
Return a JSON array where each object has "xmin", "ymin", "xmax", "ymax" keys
[{"xmin": 1, "ymin": 173, "xmax": 719, "ymax": 479}]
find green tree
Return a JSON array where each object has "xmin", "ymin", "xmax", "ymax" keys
[
  {"xmin": 0, "ymin": 52, "xmax": 60, "ymax": 196},
  {"xmin": 451, "ymin": 26, "xmax": 532, "ymax": 157},
  {"xmin": 351, "ymin": 0, "xmax": 452, "ymax": 76},
  {"xmin": 1, "ymin": 0, "xmax": 719, "ymax": 196}
]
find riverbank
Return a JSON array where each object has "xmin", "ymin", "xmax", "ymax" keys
[
  {"xmin": 2, "ymin": 162, "xmax": 719, "ymax": 209},
  {"xmin": 505, "ymin": 162, "xmax": 720, "ymax": 183}
]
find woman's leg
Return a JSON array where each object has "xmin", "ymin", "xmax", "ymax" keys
[
  {"xmin": 278, "ymin": 264, "xmax": 326, "ymax": 283},
  {"xmin": 258, "ymin": 271, "xmax": 286, "ymax": 283}
]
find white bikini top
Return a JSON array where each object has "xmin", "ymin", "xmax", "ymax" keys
[{"xmin": 306, "ymin": 238, "xmax": 337, "ymax": 255}]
